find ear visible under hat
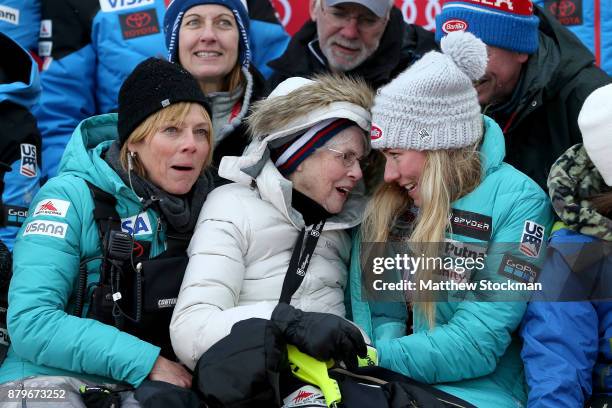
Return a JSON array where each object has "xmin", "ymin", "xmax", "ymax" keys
[{"xmin": 578, "ymin": 83, "xmax": 612, "ymax": 186}]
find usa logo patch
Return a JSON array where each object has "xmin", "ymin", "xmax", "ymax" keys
[
  {"xmin": 121, "ymin": 212, "xmax": 153, "ymax": 236},
  {"xmin": 519, "ymin": 220, "xmax": 544, "ymax": 258},
  {"xmin": 20, "ymin": 144, "xmax": 37, "ymax": 178}
]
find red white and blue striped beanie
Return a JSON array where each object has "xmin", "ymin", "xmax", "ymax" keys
[
  {"xmin": 270, "ymin": 118, "xmax": 356, "ymax": 176},
  {"xmin": 435, "ymin": 0, "xmax": 539, "ymax": 54}
]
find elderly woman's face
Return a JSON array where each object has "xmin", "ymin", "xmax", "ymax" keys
[
  {"xmin": 178, "ymin": 4, "xmax": 239, "ymax": 91},
  {"xmin": 128, "ymin": 104, "xmax": 211, "ymax": 195},
  {"xmin": 290, "ymin": 126, "xmax": 366, "ymax": 214}
]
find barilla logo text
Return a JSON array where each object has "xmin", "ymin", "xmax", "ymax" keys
[
  {"xmin": 442, "ymin": 19, "xmax": 468, "ymax": 34},
  {"xmin": 0, "ymin": 5, "xmax": 19, "ymax": 25},
  {"xmin": 99, "ymin": 0, "xmax": 154, "ymax": 13},
  {"xmin": 34, "ymin": 199, "xmax": 71, "ymax": 218},
  {"xmin": 370, "ymin": 124, "xmax": 382, "ymax": 140}
]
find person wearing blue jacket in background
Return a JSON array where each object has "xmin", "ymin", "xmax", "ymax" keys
[
  {"xmin": 35, "ymin": 0, "xmax": 288, "ymax": 180},
  {"xmin": 0, "ymin": 32, "xmax": 42, "ymax": 251},
  {"xmin": 520, "ymin": 83, "xmax": 612, "ymax": 408},
  {"xmin": 0, "ymin": 0, "xmax": 40, "ymax": 55},
  {"xmin": 0, "ymin": 58, "xmax": 215, "ymax": 406},
  {"xmin": 349, "ymin": 31, "xmax": 554, "ymax": 407},
  {"xmin": 534, "ymin": 0, "xmax": 612, "ymax": 76}
]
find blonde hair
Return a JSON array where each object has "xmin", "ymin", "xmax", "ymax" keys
[
  {"xmin": 120, "ymin": 102, "xmax": 214, "ymax": 177},
  {"xmin": 361, "ymin": 143, "xmax": 482, "ymax": 327}
]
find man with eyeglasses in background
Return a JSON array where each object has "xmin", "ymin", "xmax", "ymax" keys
[{"xmin": 267, "ymin": 0, "xmax": 437, "ymax": 90}]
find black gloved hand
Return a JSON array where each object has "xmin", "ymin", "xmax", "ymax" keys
[{"xmin": 271, "ymin": 303, "xmax": 367, "ymax": 368}]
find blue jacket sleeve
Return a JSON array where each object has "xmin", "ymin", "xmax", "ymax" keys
[
  {"xmin": 0, "ymin": 155, "xmax": 41, "ymax": 250},
  {"xmin": 9, "ymin": 177, "xmax": 159, "ymax": 386},
  {"xmin": 35, "ymin": 0, "xmax": 99, "ymax": 179},
  {"xmin": 519, "ymin": 230, "xmax": 600, "ymax": 408},
  {"xmin": 0, "ymin": 0, "xmax": 41, "ymax": 52},
  {"xmin": 36, "ymin": 45, "xmax": 97, "ymax": 179},
  {"xmin": 247, "ymin": 0, "xmax": 290, "ymax": 79},
  {"xmin": 521, "ymin": 300, "xmax": 596, "ymax": 408}
]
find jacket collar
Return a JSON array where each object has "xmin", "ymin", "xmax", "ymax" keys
[
  {"xmin": 58, "ymin": 113, "xmax": 138, "ymax": 200},
  {"xmin": 479, "ymin": 115, "xmax": 505, "ymax": 177}
]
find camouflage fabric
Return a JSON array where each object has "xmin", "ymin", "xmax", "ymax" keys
[{"xmin": 547, "ymin": 144, "xmax": 612, "ymax": 241}]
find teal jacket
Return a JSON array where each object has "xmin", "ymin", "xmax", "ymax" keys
[
  {"xmin": 0, "ymin": 113, "xmax": 167, "ymax": 387},
  {"xmin": 349, "ymin": 117, "xmax": 554, "ymax": 407}
]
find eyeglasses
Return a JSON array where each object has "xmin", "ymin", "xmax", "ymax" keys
[
  {"xmin": 320, "ymin": 4, "xmax": 386, "ymax": 31},
  {"xmin": 325, "ymin": 147, "xmax": 370, "ymax": 169}
]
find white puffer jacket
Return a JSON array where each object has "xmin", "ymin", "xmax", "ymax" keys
[{"xmin": 170, "ymin": 76, "xmax": 374, "ymax": 369}]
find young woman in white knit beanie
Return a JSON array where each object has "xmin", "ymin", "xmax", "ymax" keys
[{"xmin": 348, "ymin": 31, "xmax": 554, "ymax": 407}]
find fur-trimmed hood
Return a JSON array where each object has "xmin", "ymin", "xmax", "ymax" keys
[
  {"xmin": 248, "ymin": 74, "xmax": 374, "ymax": 139},
  {"xmin": 218, "ymin": 74, "xmax": 374, "ymax": 183}
]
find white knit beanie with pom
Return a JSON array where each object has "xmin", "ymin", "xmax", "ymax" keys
[{"xmin": 370, "ymin": 30, "xmax": 488, "ymax": 151}]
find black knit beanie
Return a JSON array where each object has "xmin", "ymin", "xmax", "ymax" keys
[{"xmin": 117, "ymin": 57, "xmax": 211, "ymax": 145}]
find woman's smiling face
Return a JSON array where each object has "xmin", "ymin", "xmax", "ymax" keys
[
  {"xmin": 178, "ymin": 4, "xmax": 239, "ymax": 91},
  {"xmin": 382, "ymin": 148, "xmax": 427, "ymax": 207}
]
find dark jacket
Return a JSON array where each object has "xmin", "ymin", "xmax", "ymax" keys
[
  {"xmin": 0, "ymin": 32, "xmax": 42, "ymax": 250},
  {"xmin": 487, "ymin": 6, "xmax": 611, "ymax": 190},
  {"xmin": 266, "ymin": 7, "xmax": 437, "ymax": 90}
]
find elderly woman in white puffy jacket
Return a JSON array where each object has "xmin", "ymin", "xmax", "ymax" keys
[{"xmin": 170, "ymin": 74, "xmax": 374, "ymax": 369}]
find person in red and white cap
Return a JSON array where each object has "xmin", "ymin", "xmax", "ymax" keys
[{"xmin": 436, "ymin": 0, "xmax": 611, "ymax": 191}]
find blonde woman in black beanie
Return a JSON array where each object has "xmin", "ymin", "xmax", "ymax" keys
[{"xmin": 0, "ymin": 58, "xmax": 214, "ymax": 406}]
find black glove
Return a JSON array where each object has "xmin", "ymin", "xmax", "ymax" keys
[{"xmin": 271, "ymin": 303, "xmax": 367, "ymax": 368}]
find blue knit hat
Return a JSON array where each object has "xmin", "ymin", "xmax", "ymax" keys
[
  {"xmin": 435, "ymin": 0, "xmax": 540, "ymax": 54},
  {"xmin": 164, "ymin": 0, "xmax": 251, "ymax": 68}
]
